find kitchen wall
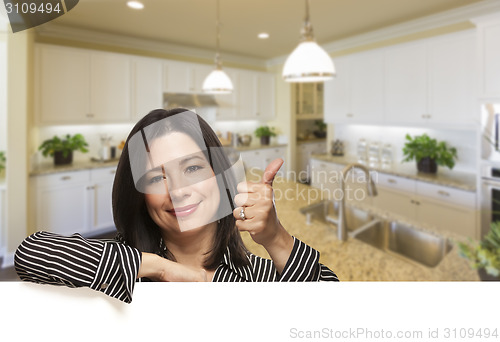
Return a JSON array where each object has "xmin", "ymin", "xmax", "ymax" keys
[{"xmin": 331, "ymin": 124, "xmax": 478, "ymax": 173}]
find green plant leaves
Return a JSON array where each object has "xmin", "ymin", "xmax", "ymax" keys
[
  {"xmin": 402, "ymin": 133, "xmax": 457, "ymax": 169},
  {"xmin": 38, "ymin": 134, "xmax": 89, "ymax": 157}
]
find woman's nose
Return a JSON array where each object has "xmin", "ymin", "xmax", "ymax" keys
[{"xmin": 166, "ymin": 177, "xmax": 192, "ymax": 201}]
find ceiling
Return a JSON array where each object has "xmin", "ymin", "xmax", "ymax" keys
[{"xmin": 45, "ymin": 0, "xmax": 487, "ymax": 60}]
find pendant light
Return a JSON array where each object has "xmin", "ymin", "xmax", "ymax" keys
[
  {"xmin": 282, "ymin": 0, "xmax": 335, "ymax": 83},
  {"xmin": 203, "ymin": 0, "xmax": 233, "ymax": 94}
]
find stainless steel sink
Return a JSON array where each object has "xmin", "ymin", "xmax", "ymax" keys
[
  {"xmin": 353, "ymin": 220, "xmax": 453, "ymax": 267},
  {"xmin": 300, "ymin": 200, "xmax": 452, "ymax": 268},
  {"xmin": 299, "ymin": 200, "xmax": 375, "ymax": 232}
]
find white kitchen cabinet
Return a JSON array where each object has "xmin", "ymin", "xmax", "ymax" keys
[
  {"xmin": 235, "ymin": 71, "xmax": 275, "ymax": 120},
  {"xmin": 426, "ymin": 32, "xmax": 476, "ymax": 125},
  {"xmin": 131, "ymin": 56, "xmax": 163, "ymax": 121},
  {"xmin": 36, "ymin": 44, "xmax": 132, "ymax": 124},
  {"xmin": 384, "ymin": 40, "xmax": 427, "ymax": 125},
  {"xmin": 324, "ymin": 57, "xmax": 349, "ymax": 124},
  {"xmin": 36, "ymin": 45, "xmax": 91, "ymax": 124},
  {"xmin": 297, "ymin": 142, "xmax": 327, "ymax": 181},
  {"xmin": 89, "ymin": 168, "xmax": 116, "ymax": 231},
  {"xmin": 256, "ymin": 72, "xmax": 276, "ymax": 120},
  {"xmin": 473, "ymin": 13, "xmax": 500, "ymax": 99},
  {"xmin": 162, "ymin": 61, "xmax": 211, "ymax": 94},
  {"xmin": 240, "ymin": 146, "xmax": 286, "ymax": 172},
  {"xmin": 0, "ymin": 187, "xmax": 6, "ymax": 262},
  {"xmin": 90, "ymin": 51, "xmax": 132, "ymax": 123},
  {"xmin": 215, "ymin": 70, "xmax": 238, "ymax": 121},
  {"xmin": 309, "ymin": 159, "xmax": 373, "ymax": 205},
  {"xmin": 33, "ymin": 171, "xmax": 90, "ymax": 235},
  {"xmin": 32, "ymin": 167, "xmax": 116, "ymax": 236},
  {"xmin": 324, "ymin": 49, "xmax": 384, "ymax": 124}
]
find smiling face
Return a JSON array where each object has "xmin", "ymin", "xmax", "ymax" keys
[{"xmin": 143, "ymin": 132, "xmax": 221, "ymax": 233}]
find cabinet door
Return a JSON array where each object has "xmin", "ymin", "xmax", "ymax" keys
[
  {"xmin": 372, "ymin": 187, "xmax": 417, "ymax": 220},
  {"xmin": 190, "ymin": 64, "xmax": 212, "ymax": 93},
  {"xmin": 237, "ymin": 71, "xmax": 257, "ymax": 119},
  {"xmin": 427, "ymin": 33, "xmax": 476, "ymax": 125},
  {"xmin": 384, "ymin": 41, "xmax": 427, "ymax": 124},
  {"xmin": 324, "ymin": 57, "xmax": 350, "ymax": 123},
  {"xmin": 310, "ymin": 160, "xmax": 343, "ymax": 198},
  {"xmin": 90, "ymin": 168, "xmax": 116, "ymax": 232},
  {"xmin": 163, "ymin": 61, "xmax": 191, "ymax": 93},
  {"xmin": 215, "ymin": 70, "xmax": 238, "ymax": 121},
  {"xmin": 479, "ymin": 20, "xmax": 500, "ymax": 98},
  {"xmin": 131, "ymin": 57, "xmax": 163, "ymax": 121},
  {"xmin": 417, "ymin": 198, "xmax": 477, "ymax": 238},
  {"xmin": 349, "ymin": 49, "xmax": 385, "ymax": 123},
  {"xmin": 35, "ymin": 172, "xmax": 90, "ymax": 235},
  {"xmin": 90, "ymin": 52, "xmax": 131, "ymax": 122},
  {"xmin": 240, "ymin": 150, "xmax": 262, "ymax": 171},
  {"xmin": 263, "ymin": 147, "xmax": 286, "ymax": 171},
  {"xmin": 256, "ymin": 73, "xmax": 275, "ymax": 120},
  {"xmin": 37, "ymin": 45, "xmax": 90, "ymax": 124}
]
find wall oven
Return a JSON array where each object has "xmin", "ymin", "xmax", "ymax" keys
[{"xmin": 481, "ymin": 165, "xmax": 500, "ymax": 237}]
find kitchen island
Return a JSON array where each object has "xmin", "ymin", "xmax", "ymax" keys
[{"xmin": 241, "ymin": 170, "xmax": 479, "ymax": 281}]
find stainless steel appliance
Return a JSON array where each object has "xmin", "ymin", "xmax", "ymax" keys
[{"xmin": 481, "ymin": 164, "xmax": 500, "ymax": 237}]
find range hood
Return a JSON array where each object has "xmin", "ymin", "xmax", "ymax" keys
[{"xmin": 163, "ymin": 93, "xmax": 219, "ymax": 109}]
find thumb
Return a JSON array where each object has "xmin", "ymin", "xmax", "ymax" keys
[{"xmin": 262, "ymin": 158, "xmax": 284, "ymax": 185}]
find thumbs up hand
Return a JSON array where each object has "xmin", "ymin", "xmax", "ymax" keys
[{"xmin": 233, "ymin": 158, "xmax": 294, "ymax": 272}]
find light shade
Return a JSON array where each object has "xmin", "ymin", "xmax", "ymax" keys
[
  {"xmin": 282, "ymin": 41, "xmax": 335, "ymax": 82},
  {"xmin": 202, "ymin": 69, "xmax": 234, "ymax": 94}
]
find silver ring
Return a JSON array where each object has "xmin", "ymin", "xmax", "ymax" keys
[{"xmin": 239, "ymin": 207, "xmax": 246, "ymax": 220}]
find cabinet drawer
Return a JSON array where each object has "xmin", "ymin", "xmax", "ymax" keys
[
  {"xmin": 376, "ymin": 173, "xmax": 416, "ymax": 193},
  {"xmin": 416, "ymin": 182, "xmax": 475, "ymax": 208},
  {"xmin": 90, "ymin": 167, "xmax": 117, "ymax": 181},
  {"xmin": 35, "ymin": 171, "xmax": 90, "ymax": 188}
]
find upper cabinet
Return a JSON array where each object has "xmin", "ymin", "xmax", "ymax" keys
[
  {"xmin": 163, "ymin": 61, "xmax": 212, "ymax": 94},
  {"xmin": 294, "ymin": 82, "xmax": 324, "ymax": 120},
  {"xmin": 36, "ymin": 44, "xmax": 132, "ymax": 125},
  {"xmin": 473, "ymin": 13, "xmax": 500, "ymax": 100},
  {"xmin": 324, "ymin": 48, "xmax": 385, "ymax": 124},
  {"xmin": 325, "ymin": 31, "xmax": 477, "ymax": 128},
  {"xmin": 35, "ymin": 44, "xmax": 276, "ymax": 124},
  {"xmin": 131, "ymin": 56, "xmax": 163, "ymax": 121}
]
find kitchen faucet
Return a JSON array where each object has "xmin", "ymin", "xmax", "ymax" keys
[{"xmin": 337, "ymin": 163, "xmax": 377, "ymax": 241}]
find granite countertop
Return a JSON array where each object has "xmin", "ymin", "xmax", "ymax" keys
[
  {"xmin": 30, "ymin": 158, "xmax": 120, "ymax": 176},
  {"xmin": 311, "ymin": 154, "xmax": 477, "ymax": 192},
  {"xmin": 241, "ymin": 170, "xmax": 479, "ymax": 281},
  {"xmin": 297, "ymin": 138, "xmax": 327, "ymax": 145}
]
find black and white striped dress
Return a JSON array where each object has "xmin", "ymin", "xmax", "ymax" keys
[{"xmin": 14, "ymin": 231, "xmax": 339, "ymax": 303}]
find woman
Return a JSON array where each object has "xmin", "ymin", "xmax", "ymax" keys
[{"xmin": 15, "ymin": 108, "xmax": 338, "ymax": 303}]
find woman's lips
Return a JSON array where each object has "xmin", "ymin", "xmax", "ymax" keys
[{"xmin": 168, "ymin": 203, "xmax": 199, "ymax": 217}]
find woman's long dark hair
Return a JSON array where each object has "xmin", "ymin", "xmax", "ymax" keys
[{"xmin": 112, "ymin": 108, "xmax": 249, "ymax": 269}]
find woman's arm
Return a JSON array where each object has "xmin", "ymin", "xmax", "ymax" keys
[
  {"xmin": 138, "ymin": 253, "xmax": 207, "ymax": 282},
  {"xmin": 15, "ymin": 231, "xmax": 141, "ymax": 303}
]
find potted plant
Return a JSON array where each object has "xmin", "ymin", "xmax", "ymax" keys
[
  {"xmin": 0, "ymin": 151, "xmax": 5, "ymax": 177},
  {"xmin": 458, "ymin": 221, "xmax": 500, "ymax": 281},
  {"xmin": 254, "ymin": 126, "xmax": 276, "ymax": 146},
  {"xmin": 39, "ymin": 134, "xmax": 89, "ymax": 165},
  {"xmin": 313, "ymin": 120, "xmax": 327, "ymax": 138},
  {"xmin": 402, "ymin": 133, "xmax": 457, "ymax": 173}
]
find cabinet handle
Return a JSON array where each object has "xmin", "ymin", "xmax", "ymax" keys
[
  {"xmin": 87, "ymin": 185, "xmax": 95, "ymax": 190},
  {"xmin": 60, "ymin": 176, "xmax": 71, "ymax": 181},
  {"xmin": 387, "ymin": 179, "xmax": 397, "ymax": 184},
  {"xmin": 346, "ymin": 113, "xmax": 353, "ymax": 117},
  {"xmin": 410, "ymin": 199, "xmax": 420, "ymax": 205},
  {"xmin": 437, "ymin": 190, "xmax": 450, "ymax": 197},
  {"xmin": 256, "ymin": 112, "xmax": 260, "ymax": 116},
  {"xmin": 86, "ymin": 113, "xmax": 94, "ymax": 118}
]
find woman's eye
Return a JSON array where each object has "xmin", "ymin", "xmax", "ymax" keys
[
  {"xmin": 185, "ymin": 165, "xmax": 203, "ymax": 173},
  {"xmin": 148, "ymin": 175, "xmax": 164, "ymax": 184}
]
